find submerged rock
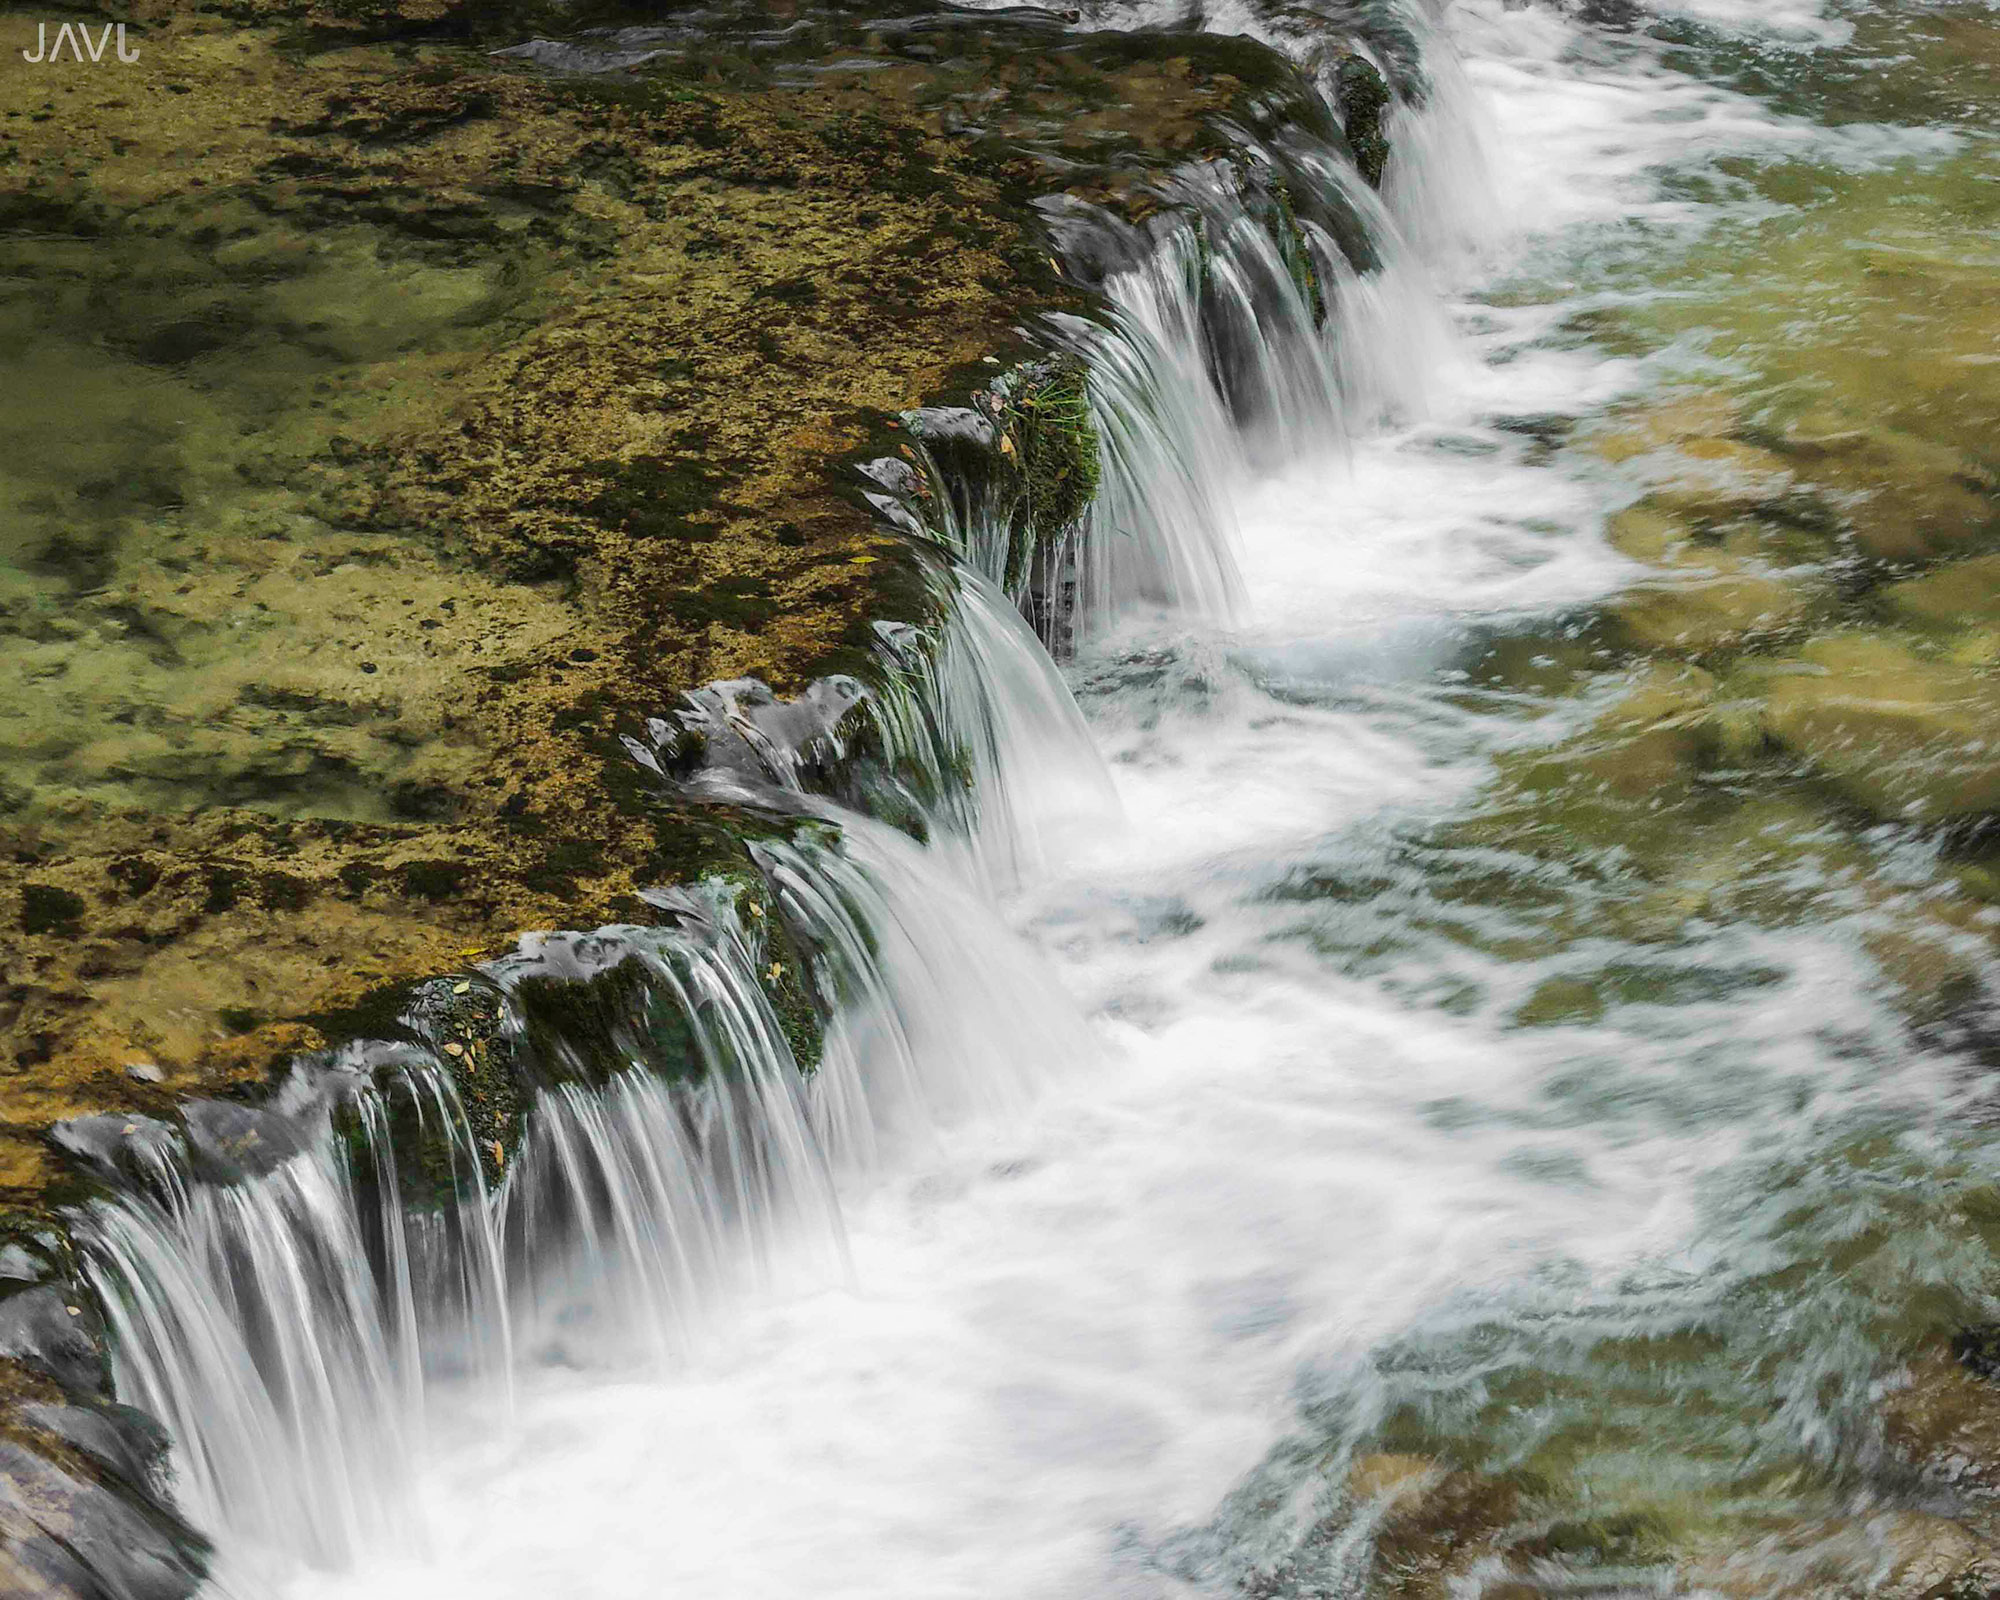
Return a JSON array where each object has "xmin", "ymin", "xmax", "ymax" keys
[
  {"xmin": 1763, "ymin": 634, "xmax": 2000, "ymax": 822},
  {"xmin": 1343, "ymin": 1453, "xmax": 1522, "ymax": 1599},
  {"xmin": 1606, "ymin": 557, "xmax": 1814, "ymax": 654},
  {"xmin": 1641, "ymin": 438, "xmax": 1802, "ymax": 524},
  {"xmin": 1503, "ymin": 662, "xmax": 1719, "ymax": 805},
  {"xmin": 1592, "ymin": 392, "xmax": 1747, "ymax": 464},
  {"xmin": 1883, "ymin": 555, "xmax": 2000, "ymax": 630},
  {"xmin": 1883, "ymin": 1349, "xmax": 2000, "ymax": 1503},
  {"xmin": 1689, "ymin": 1510, "xmax": 1999, "ymax": 1600},
  {"xmin": 1775, "ymin": 421, "xmax": 1999, "ymax": 565},
  {"xmin": 1512, "ymin": 976, "xmax": 1605, "ymax": 1027}
]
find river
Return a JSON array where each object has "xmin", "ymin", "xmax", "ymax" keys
[{"xmin": 84, "ymin": 1, "xmax": 2000, "ymax": 1595}]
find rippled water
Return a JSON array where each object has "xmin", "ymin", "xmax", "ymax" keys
[{"xmin": 177, "ymin": 2, "xmax": 2000, "ymax": 1595}]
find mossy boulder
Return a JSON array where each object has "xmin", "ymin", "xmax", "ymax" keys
[{"xmin": 1763, "ymin": 634, "xmax": 2000, "ymax": 821}]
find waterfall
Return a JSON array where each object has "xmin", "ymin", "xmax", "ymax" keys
[
  {"xmin": 58, "ymin": 0, "xmax": 1471, "ymax": 1584},
  {"xmin": 874, "ymin": 22, "xmax": 1458, "ymax": 640},
  {"xmin": 622, "ymin": 560, "xmax": 1115, "ymax": 895},
  {"xmin": 74, "ymin": 815, "xmax": 1096, "ymax": 1575},
  {"xmin": 77, "ymin": 1056, "xmax": 501, "ymax": 1569}
]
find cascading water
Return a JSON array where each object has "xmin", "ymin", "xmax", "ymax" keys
[
  {"xmin": 73, "ymin": 806, "xmax": 1098, "ymax": 1588},
  {"xmin": 56, "ymin": 0, "xmax": 2000, "ymax": 1596},
  {"xmin": 632, "ymin": 566, "xmax": 1117, "ymax": 893}
]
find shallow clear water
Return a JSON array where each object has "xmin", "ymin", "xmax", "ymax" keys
[{"xmin": 185, "ymin": 1, "xmax": 2000, "ymax": 1595}]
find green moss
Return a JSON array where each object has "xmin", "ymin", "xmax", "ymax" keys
[
  {"xmin": 912, "ymin": 354, "xmax": 1104, "ymax": 598},
  {"xmin": 572, "ymin": 454, "xmax": 730, "ymax": 541},
  {"xmin": 1267, "ymin": 181, "xmax": 1325, "ymax": 325},
  {"xmin": 18, "ymin": 886, "xmax": 85, "ymax": 938},
  {"xmin": 1335, "ymin": 55, "xmax": 1392, "ymax": 189},
  {"xmin": 1013, "ymin": 359, "xmax": 1101, "ymax": 550},
  {"xmin": 732, "ymin": 878, "xmax": 826, "ymax": 1076}
]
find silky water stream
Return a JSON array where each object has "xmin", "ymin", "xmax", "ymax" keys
[{"xmin": 71, "ymin": 1, "xmax": 2000, "ymax": 1595}]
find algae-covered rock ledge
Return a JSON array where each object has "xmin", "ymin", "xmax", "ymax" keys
[{"xmin": 0, "ymin": 0, "xmax": 1391, "ymax": 1201}]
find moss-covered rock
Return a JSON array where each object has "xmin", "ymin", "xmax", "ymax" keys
[
  {"xmin": 1334, "ymin": 54, "xmax": 1392, "ymax": 189},
  {"xmin": 904, "ymin": 355, "xmax": 1103, "ymax": 602}
]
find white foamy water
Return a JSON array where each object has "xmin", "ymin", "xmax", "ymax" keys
[{"xmin": 193, "ymin": 4, "xmax": 1976, "ymax": 1596}]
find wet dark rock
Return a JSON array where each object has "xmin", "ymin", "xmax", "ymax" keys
[
  {"xmin": 629, "ymin": 677, "xmax": 872, "ymax": 798},
  {"xmin": 46, "ymin": 1117, "xmax": 179, "ymax": 1192},
  {"xmin": 0, "ymin": 1440, "xmax": 208, "ymax": 1600},
  {"xmin": 0, "ymin": 1289, "xmax": 103, "ymax": 1399},
  {"xmin": 489, "ymin": 30, "xmax": 677, "ymax": 74},
  {"xmin": 14, "ymin": 1403, "xmax": 172, "ymax": 1495},
  {"xmin": 1568, "ymin": 0, "xmax": 1646, "ymax": 27},
  {"xmin": 1493, "ymin": 413, "xmax": 1579, "ymax": 447},
  {"xmin": 1956, "ymin": 1326, "xmax": 2000, "ymax": 1385},
  {"xmin": 179, "ymin": 1101, "xmax": 315, "ymax": 1184}
]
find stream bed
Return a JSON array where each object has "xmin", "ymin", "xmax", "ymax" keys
[{"xmin": 62, "ymin": 1, "xmax": 2000, "ymax": 1595}]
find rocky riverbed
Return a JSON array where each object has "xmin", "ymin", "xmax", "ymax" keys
[{"xmin": 5, "ymin": 1, "xmax": 2000, "ymax": 1596}]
